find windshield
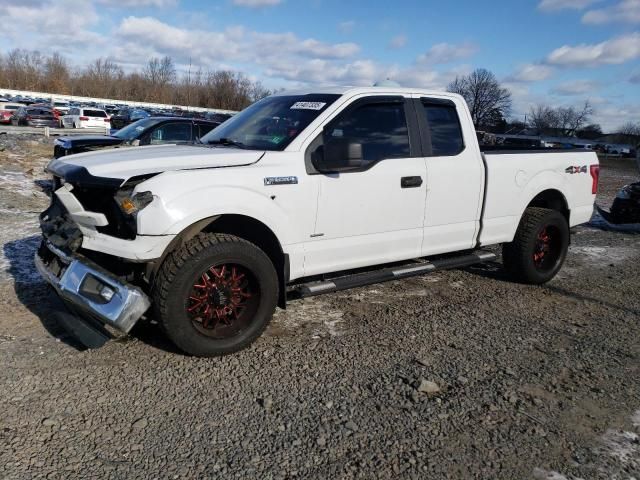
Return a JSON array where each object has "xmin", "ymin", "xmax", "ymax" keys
[
  {"xmin": 200, "ymin": 94, "xmax": 341, "ymax": 151},
  {"xmin": 113, "ymin": 118, "xmax": 162, "ymax": 140}
]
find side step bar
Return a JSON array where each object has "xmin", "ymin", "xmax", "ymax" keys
[{"xmin": 294, "ymin": 251, "xmax": 496, "ymax": 299}]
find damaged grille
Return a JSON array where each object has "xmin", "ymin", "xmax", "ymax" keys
[
  {"xmin": 39, "ymin": 194, "xmax": 83, "ymax": 253},
  {"xmin": 70, "ymin": 184, "xmax": 137, "ymax": 240}
]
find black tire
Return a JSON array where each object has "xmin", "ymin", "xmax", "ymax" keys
[
  {"xmin": 154, "ymin": 233, "xmax": 278, "ymax": 357},
  {"xmin": 502, "ymin": 207, "xmax": 569, "ymax": 284}
]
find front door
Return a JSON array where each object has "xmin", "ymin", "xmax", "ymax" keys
[{"xmin": 303, "ymin": 96, "xmax": 427, "ymax": 276}]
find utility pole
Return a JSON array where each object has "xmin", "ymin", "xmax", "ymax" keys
[{"xmin": 187, "ymin": 57, "xmax": 192, "ymax": 108}]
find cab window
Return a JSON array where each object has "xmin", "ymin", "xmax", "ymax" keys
[
  {"xmin": 326, "ymin": 102, "xmax": 410, "ymax": 164},
  {"xmin": 422, "ymin": 102, "xmax": 464, "ymax": 156},
  {"xmin": 149, "ymin": 122, "xmax": 192, "ymax": 144}
]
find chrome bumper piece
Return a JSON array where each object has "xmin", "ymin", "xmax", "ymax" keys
[{"xmin": 35, "ymin": 241, "xmax": 150, "ymax": 333}]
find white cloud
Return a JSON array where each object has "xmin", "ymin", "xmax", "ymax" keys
[
  {"xmin": 582, "ymin": 0, "xmax": 640, "ymax": 24},
  {"xmin": 546, "ymin": 33, "xmax": 640, "ymax": 66},
  {"xmin": 232, "ymin": 0, "xmax": 281, "ymax": 7},
  {"xmin": 0, "ymin": 0, "xmax": 102, "ymax": 54},
  {"xmin": 97, "ymin": 0, "xmax": 178, "ymax": 6},
  {"xmin": 113, "ymin": 16, "xmax": 359, "ymax": 66},
  {"xmin": 338, "ymin": 20, "xmax": 355, "ymax": 34},
  {"xmin": 389, "ymin": 34, "xmax": 407, "ymax": 49},
  {"xmin": 538, "ymin": 0, "xmax": 601, "ymax": 11},
  {"xmin": 551, "ymin": 79, "xmax": 601, "ymax": 95},
  {"xmin": 508, "ymin": 63, "xmax": 554, "ymax": 82},
  {"xmin": 417, "ymin": 42, "xmax": 478, "ymax": 65}
]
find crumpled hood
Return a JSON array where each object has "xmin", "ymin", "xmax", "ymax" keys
[{"xmin": 47, "ymin": 144, "xmax": 265, "ymax": 185}]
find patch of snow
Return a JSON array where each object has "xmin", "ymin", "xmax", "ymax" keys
[
  {"xmin": 534, "ymin": 408, "xmax": 640, "ymax": 479},
  {"xmin": 569, "ymin": 245, "xmax": 636, "ymax": 265},
  {"xmin": 273, "ymin": 298, "xmax": 346, "ymax": 338},
  {"xmin": 599, "ymin": 429, "xmax": 640, "ymax": 467},
  {"xmin": 532, "ymin": 468, "xmax": 579, "ymax": 480}
]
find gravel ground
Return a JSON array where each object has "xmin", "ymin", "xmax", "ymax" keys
[{"xmin": 1, "ymin": 136, "xmax": 639, "ymax": 479}]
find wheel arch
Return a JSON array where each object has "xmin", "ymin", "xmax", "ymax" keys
[
  {"xmin": 150, "ymin": 214, "xmax": 288, "ymax": 309},
  {"xmin": 525, "ymin": 189, "xmax": 570, "ymax": 223}
]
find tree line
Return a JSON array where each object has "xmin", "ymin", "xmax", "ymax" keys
[
  {"xmin": 448, "ymin": 68, "xmax": 639, "ymax": 144},
  {"xmin": 0, "ymin": 49, "xmax": 271, "ymax": 110}
]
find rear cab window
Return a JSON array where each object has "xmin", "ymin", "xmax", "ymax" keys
[
  {"xmin": 421, "ymin": 99, "xmax": 465, "ymax": 157},
  {"xmin": 83, "ymin": 110, "xmax": 107, "ymax": 118}
]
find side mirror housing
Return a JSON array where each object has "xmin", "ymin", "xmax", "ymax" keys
[{"xmin": 313, "ymin": 136, "xmax": 364, "ymax": 172}]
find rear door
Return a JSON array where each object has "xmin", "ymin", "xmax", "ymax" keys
[
  {"xmin": 303, "ymin": 95, "xmax": 427, "ymax": 276},
  {"xmin": 414, "ymin": 96, "xmax": 484, "ymax": 255}
]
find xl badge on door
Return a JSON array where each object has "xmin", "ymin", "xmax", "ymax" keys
[{"xmin": 264, "ymin": 176, "xmax": 298, "ymax": 186}]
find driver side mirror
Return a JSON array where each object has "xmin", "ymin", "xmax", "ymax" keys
[{"xmin": 312, "ymin": 136, "xmax": 364, "ymax": 173}]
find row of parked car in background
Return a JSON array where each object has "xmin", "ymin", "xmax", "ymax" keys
[{"xmin": 0, "ymin": 93, "xmax": 232, "ymax": 131}]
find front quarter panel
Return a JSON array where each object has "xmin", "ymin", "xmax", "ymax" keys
[{"xmin": 135, "ymin": 151, "xmax": 316, "ymax": 248}]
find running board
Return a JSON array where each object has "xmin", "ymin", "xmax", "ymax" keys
[{"xmin": 293, "ymin": 251, "xmax": 497, "ymax": 299}]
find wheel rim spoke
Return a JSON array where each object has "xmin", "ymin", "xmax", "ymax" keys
[{"xmin": 185, "ymin": 262, "xmax": 258, "ymax": 339}]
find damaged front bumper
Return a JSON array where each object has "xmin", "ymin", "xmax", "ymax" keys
[{"xmin": 35, "ymin": 240, "xmax": 151, "ymax": 334}]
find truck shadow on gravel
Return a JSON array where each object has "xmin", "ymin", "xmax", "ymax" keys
[
  {"xmin": 4, "ymin": 235, "xmax": 184, "ymax": 354},
  {"xmin": 464, "ymin": 260, "xmax": 639, "ymax": 317},
  {"xmin": 3, "ymin": 235, "xmax": 86, "ymax": 350}
]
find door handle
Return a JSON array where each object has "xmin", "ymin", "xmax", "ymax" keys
[{"xmin": 400, "ymin": 176, "xmax": 423, "ymax": 188}]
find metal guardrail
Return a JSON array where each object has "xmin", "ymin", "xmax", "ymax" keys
[{"xmin": 0, "ymin": 125, "xmax": 110, "ymax": 137}]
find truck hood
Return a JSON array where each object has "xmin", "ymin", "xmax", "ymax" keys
[{"xmin": 47, "ymin": 144, "xmax": 265, "ymax": 187}]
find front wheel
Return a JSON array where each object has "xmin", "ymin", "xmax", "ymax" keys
[
  {"xmin": 154, "ymin": 233, "xmax": 278, "ymax": 357},
  {"xmin": 502, "ymin": 207, "xmax": 569, "ymax": 284}
]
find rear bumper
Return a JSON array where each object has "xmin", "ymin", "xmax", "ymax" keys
[
  {"xmin": 35, "ymin": 240, "xmax": 150, "ymax": 333},
  {"xmin": 27, "ymin": 120, "xmax": 59, "ymax": 128}
]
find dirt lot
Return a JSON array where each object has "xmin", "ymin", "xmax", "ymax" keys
[{"xmin": 0, "ymin": 135, "xmax": 639, "ymax": 479}]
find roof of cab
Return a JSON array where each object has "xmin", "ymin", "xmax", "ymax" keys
[{"xmin": 273, "ymin": 86, "xmax": 462, "ymax": 99}]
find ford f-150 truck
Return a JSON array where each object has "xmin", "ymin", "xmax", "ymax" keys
[{"xmin": 36, "ymin": 87, "xmax": 600, "ymax": 356}]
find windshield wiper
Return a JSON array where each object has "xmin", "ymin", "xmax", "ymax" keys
[{"xmin": 207, "ymin": 138, "xmax": 247, "ymax": 149}]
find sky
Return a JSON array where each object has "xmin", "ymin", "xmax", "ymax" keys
[{"xmin": 0, "ymin": 0, "xmax": 639, "ymax": 131}]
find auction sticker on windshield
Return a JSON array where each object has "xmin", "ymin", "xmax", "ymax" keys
[{"xmin": 290, "ymin": 102, "xmax": 326, "ymax": 110}]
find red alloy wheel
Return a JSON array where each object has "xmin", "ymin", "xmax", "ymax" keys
[
  {"xmin": 532, "ymin": 225, "xmax": 561, "ymax": 272},
  {"xmin": 186, "ymin": 263, "xmax": 260, "ymax": 339}
]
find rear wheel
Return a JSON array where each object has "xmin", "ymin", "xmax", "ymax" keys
[
  {"xmin": 502, "ymin": 207, "xmax": 569, "ymax": 284},
  {"xmin": 154, "ymin": 233, "xmax": 278, "ymax": 357}
]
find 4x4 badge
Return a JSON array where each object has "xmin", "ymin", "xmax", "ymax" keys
[
  {"xmin": 264, "ymin": 176, "xmax": 298, "ymax": 186},
  {"xmin": 565, "ymin": 165, "xmax": 587, "ymax": 174}
]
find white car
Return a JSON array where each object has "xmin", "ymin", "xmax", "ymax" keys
[
  {"xmin": 39, "ymin": 86, "xmax": 599, "ymax": 356},
  {"xmin": 52, "ymin": 99, "xmax": 70, "ymax": 115},
  {"xmin": 62, "ymin": 107, "xmax": 111, "ymax": 129}
]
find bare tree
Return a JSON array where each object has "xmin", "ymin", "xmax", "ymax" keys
[
  {"xmin": 529, "ymin": 105, "xmax": 558, "ymax": 135},
  {"xmin": 617, "ymin": 121, "xmax": 640, "ymax": 148},
  {"xmin": 558, "ymin": 101, "xmax": 593, "ymax": 136},
  {"xmin": 43, "ymin": 53, "xmax": 70, "ymax": 94},
  {"xmin": 447, "ymin": 68, "xmax": 512, "ymax": 129},
  {"xmin": 528, "ymin": 101, "xmax": 594, "ymax": 137},
  {"xmin": 143, "ymin": 56, "xmax": 176, "ymax": 103}
]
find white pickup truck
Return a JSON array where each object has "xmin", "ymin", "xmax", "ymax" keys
[{"xmin": 37, "ymin": 87, "xmax": 599, "ymax": 356}]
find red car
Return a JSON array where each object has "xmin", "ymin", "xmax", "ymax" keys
[{"xmin": 0, "ymin": 103, "xmax": 24, "ymax": 124}]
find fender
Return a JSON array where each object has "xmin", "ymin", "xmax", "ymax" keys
[
  {"xmin": 505, "ymin": 170, "xmax": 570, "ymax": 242},
  {"xmin": 138, "ymin": 185, "xmax": 293, "ymax": 244}
]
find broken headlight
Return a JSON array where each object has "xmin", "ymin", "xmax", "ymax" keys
[{"xmin": 116, "ymin": 190, "xmax": 154, "ymax": 216}]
